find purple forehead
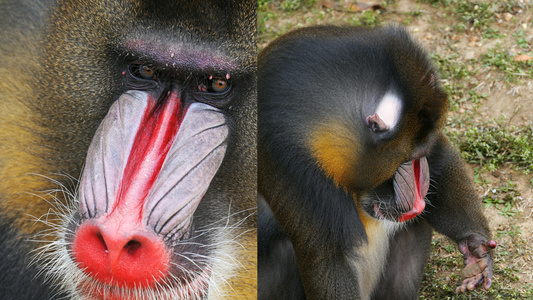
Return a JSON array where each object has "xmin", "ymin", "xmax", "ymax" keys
[{"xmin": 124, "ymin": 38, "xmax": 236, "ymax": 71}]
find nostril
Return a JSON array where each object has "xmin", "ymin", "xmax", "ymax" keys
[
  {"xmin": 96, "ymin": 232, "xmax": 107, "ymax": 251},
  {"xmin": 72, "ymin": 222, "xmax": 170, "ymax": 288},
  {"xmin": 124, "ymin": 240, "xmax": 141, "ymax": 256}
]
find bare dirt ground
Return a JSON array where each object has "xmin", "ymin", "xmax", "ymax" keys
[{"xmin": 260, "ymin": 0, "xmax": 533, "ymax": 298}]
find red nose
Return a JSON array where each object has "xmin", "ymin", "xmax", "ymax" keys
[{"xmin": 72, "ymin": 220, "xmax": 170, "ymax": 288}]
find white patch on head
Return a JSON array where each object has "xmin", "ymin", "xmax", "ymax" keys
[{"xmin": 375, "ymin": 93, "xmax": 402, "ymax": 130}]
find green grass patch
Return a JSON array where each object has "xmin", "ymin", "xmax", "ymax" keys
[
  {"xmin": 482, "ymin": 180, "xmax": 521, "ymax": 217},
  {"xmin": 480, "ymin": 46, "xmax": 533, "ymax": 83},
  {"xmin": 448, "ymin": 119, "xmax": 533, "ymax": 174}
]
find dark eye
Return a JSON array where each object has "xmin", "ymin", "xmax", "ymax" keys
[
  {"xmin": 139, "ymin": 65, "xmax": 155, "ymax": 79},
  {"xmin": 129, "ymin": 63, "xmax": 156, "ymax": 81},
  {"xmin": 211, "ymin": 78, "xmax": 229, "ymax": 93},
  {"xmin": 197, "ymin": 77, "xmax": 231, "ymax": 94},
  {"xmin": 193, "ymin": 76, "xmax": 233, "ymax": 108}
]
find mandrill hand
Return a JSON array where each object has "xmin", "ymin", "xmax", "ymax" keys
[{"xmin": 456, "ymin": 235, "xmax": 497, "ymax": 294}]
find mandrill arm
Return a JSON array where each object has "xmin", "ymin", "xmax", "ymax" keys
[{"xmin": 424, "ymin": 134, "xmax": 496, "ymax": 293}]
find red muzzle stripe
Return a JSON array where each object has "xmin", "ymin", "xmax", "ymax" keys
[{"xmin": 112, "ymin": 91, "xmax": 185, "ymax": 221}]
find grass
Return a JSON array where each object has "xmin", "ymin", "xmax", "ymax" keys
[
  {"xmin": 482, "ymin": 180, "xmax": 521, "ymax": 217},
  {"xmin": 447, "ymin": 120, "xmax": 533, "ymax": 174}
]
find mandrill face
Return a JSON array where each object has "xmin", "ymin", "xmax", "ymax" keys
[
  {"xmin": 362, "ymin": 157, "xmax": 430, "ymax": 222},
  {"xmin": 22, "ymin": 1, "xmax": 257, "ymax": 299}
]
